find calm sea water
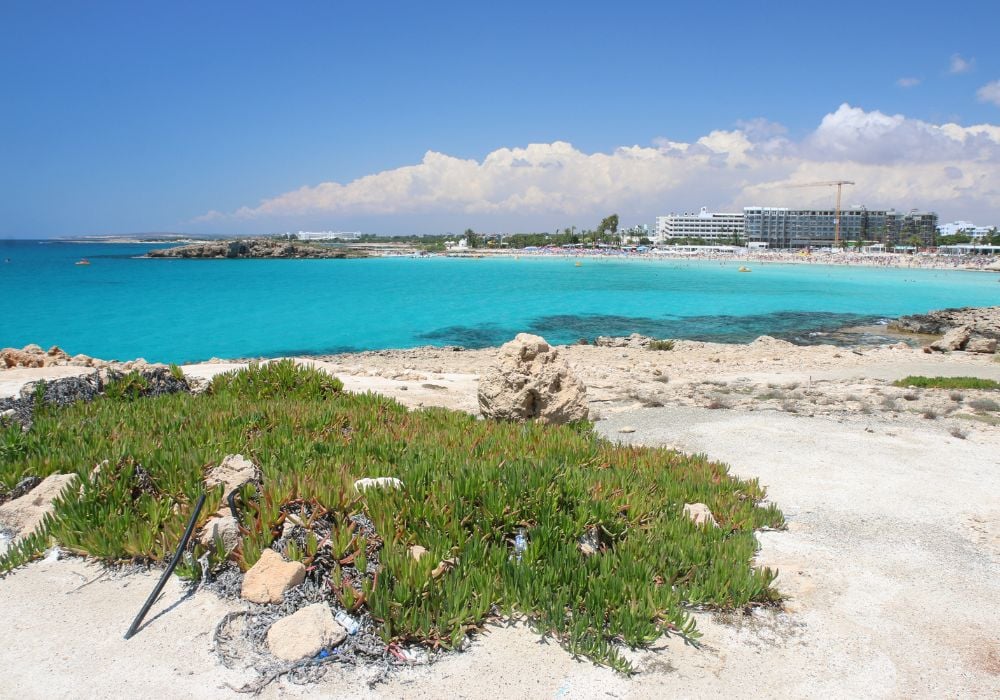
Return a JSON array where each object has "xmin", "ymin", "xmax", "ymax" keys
[{"xmin": 1, "ymin": 240, "xmax": 998, "ymax": 363}]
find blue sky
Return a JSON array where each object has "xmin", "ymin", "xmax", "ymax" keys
[{"xmin": 2, "ymin": 0, "xmax": 999, "ymax": 237}]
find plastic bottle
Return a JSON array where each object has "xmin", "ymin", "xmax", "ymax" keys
[
  {"xmin": 513, "ymin": 528, "xmax": 527, "ymax": 563},
  {"xmin": 335, "ymin": 610, "xmax": 360, "ymax": 635}
]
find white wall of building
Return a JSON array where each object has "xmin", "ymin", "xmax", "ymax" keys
[{"xmin": 654, "ymin": 207, "xmax": 744, "ymax": 243}]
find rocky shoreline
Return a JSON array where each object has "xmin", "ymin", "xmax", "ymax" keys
[
  {"xmin": 890, "ymin": 305, "xmax": 1000, "ymax": 338},
  {"xmin": 147, "ymin": 239, "xmax": 367, "ymax": 259}
]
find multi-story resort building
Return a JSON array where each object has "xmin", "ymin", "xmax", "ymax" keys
[
  {"xmin": 938, "ymin": 221, "xmax": 996, "ymax": 239},
  {"xmin": 654, "ymin": 207, "xmax": 745, "ymax": 243},
  {"xmin": 742, "ymin": 207, "xmax": 938, "ymax": 248}
]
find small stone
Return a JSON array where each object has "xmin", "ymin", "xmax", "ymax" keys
[
  {"xmin": 199, "ymin": 514, "xmax": 241, "ymax": 551},
  {"xmin": 354, "ymin": 477, "xmax": 404, "ymax": 492},
  {"xmin": 241, "ymin": 549, "xmax": 306, "ymax": 604},
  {"xmin": 619, "ymin": 426, "xmax": 636, "ymax": 434},
  {"xmin": 578, "ymin": 527, "xmax": 600, "ymax": 556},
  {"xmin": 409, "ymin": 545, "xmax": 428, "ymax": 561},
  {"xmin": 430, "ymin": 557, "xmax": 458, "ymax": 578},
  {"xmin": 266, "ymin": 603, "xmax": 347, "ymax": 662},
  {"xmin": 205, "ymin": 454, "xmax": 260, "ymax": 500},
  {"xmin": 683, "ymin": 503, "xmax": 719, "ymax": 528}
]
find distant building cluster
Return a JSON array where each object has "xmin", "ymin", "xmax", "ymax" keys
[
  {"xmin": 937, "ymin": 220, "xmax": 995, "ymax": 239},
  {"xmin": 653, "ymin": 206, "xmax": 946, "ymax": 248},
  {"xmin": 291, "ymin": 230, "xmax": 361, "ymax": 241}
]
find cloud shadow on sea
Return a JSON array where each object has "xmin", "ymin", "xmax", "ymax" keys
[{"xmin": 419, "ymin": 311, "xmax": 884, "ymax": 348}]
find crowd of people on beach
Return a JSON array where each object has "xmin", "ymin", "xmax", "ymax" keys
[{"xmin": 450, "ymin": 245, "xmax": 1000, "ymax": 271}]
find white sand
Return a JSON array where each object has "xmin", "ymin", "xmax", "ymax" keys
[{"xmin": 2, "ymin": 343, "xmax": 999, "ymax": 697}]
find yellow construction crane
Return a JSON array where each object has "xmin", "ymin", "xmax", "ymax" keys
[{"xmin": 788, "ymin": 180, "xmax": 855, "ymax": 247}]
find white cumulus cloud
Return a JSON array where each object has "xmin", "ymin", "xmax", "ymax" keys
[
  {"xmin": 199, "ymin": 104, "xmax": 1000, "ymax": 230},
  {"xmin": 978, "ymin": 80, "xmax": 1000, "ymax": 107}
]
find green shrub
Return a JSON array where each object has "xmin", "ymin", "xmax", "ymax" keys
[
  {"xmin": 210, "ymin": 359, "xmax": 343, "ymax": 400},
  {"xmin": 0, "ymin": 426, "xmax": 30, "ymax": 472},
  {"xmin": 647, "ymin": 339, "xmax": 675, "ymax": 351},
  {"xmin": 105, "ymin": 371, "xmax": 150, "ymax": 401},
  {"xmin": 892, "ymin": 376, "xmax": 1000, "ymax": 390},
  {"xmin": 1, "ymin": 363, "xmax": 782, "ymax": 672}
]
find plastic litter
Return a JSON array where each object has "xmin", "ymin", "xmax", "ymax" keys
[
  {"xmin": 512, "ymin": 528, "xmax": 527, "ymax": 563},
  {"xmin": 390, "ymin": 645, "xmax": 430, "ymax": 665},
  {"xmin": 335, "ymin": 610, "xmax": 359, "ymax": 635}
]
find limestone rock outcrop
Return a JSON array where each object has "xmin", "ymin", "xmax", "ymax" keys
[
  {"xmin": 478, "ymin": 334, "xmax": 588, "ymax": 424},
  {"xmin": 147, "ymin": 239, "xmax": 367, "ymax": 259},
  {"xmin": 594, "ymin": 333, "xmax": 655, "ymax": 348},
  {"xmin": 966, "ymin": 337, "xmax": 998, "ymax": 353},
  {"xmin": 929, "ymin": 325, "xmax": 972, "ymax": 352}
]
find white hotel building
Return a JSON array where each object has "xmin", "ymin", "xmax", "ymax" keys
[{"xmin": 654, "ymin": 207, "xmax": 744, "ymax": 243}]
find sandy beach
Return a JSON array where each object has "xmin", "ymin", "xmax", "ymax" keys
[
  {"xmin": 2, "ymin": 337, "xmax": 999, "ymax": 698},
  {"xmin": 444, "ymin": 246, "xmax": 1000, "ymax": 272}
]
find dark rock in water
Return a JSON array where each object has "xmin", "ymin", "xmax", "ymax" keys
[
  {"xmin": 889, "ymin": 306, "xmax": 1000, "ymax": 344},
  {"xmin": 148, "ymin": 239, "xmax": 367, "ymax": 259}
]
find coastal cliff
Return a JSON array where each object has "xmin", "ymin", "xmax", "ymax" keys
[
  {"xmin": 147, "ymin": 239, "xmax": 366, "ymax": 259},
  {"xmin": 889, "ymin": 306, "xmax": 1000, "ymax": 338}
]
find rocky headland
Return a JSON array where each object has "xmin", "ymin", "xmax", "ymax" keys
[
  {"xmin": 890, "ymin": 305, "xmax": 1000, "ymax": 338},
  {"xmin": 147, "ymin": 239, "xmax": 367, "ymax": 259},
  {"xmin": 889, "ymin": 306, "xmax": 1000, "ymax": 353}
]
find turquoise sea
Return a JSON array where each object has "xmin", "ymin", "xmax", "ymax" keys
[{"xmin": 1, "ymin": 240, "xmax": 998, "ymax": 364}]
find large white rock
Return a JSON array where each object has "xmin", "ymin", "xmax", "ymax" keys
[
  {"xmin": 478, "ymin": 334, "xmax": 588, "ymax": 424},
  {"xmin": 266, "ymin": 603, "xmax": 347, "ymax": 662},
  {"xmin": 241, "ymin": 549, "xmax": 306, "ymax": 604},
  {"xmin": 965, "ymin": 337, "xmax": 998, "ymax": 354},
  {"xmin": 0, "ymin": 473, "xmax": 79, "ymax": 538},
  {"xmin": 930, "ymin": 325, "xmax": 972, "ymax": 352}
]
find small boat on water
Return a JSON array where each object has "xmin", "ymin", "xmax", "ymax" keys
[
  {"xmin": 75, "ymin": 258, "xmax": 91, "ymax": 266},
  {"xmin": 738, "ymin": 266, "xmax": 751, "ymax": 272},
  {"xmin": 575, "ymin": 261, "xmax": 582, "ymax": 267}
]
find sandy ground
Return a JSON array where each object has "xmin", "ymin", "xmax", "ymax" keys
[{"xmin": 2, "ymin": 342, "xmax": 1000, "ymax": 698}]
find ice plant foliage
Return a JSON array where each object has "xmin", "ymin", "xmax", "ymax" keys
[{"xmin": 0, "ymin": 361, "xmax": 783, "ymax": 671}]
